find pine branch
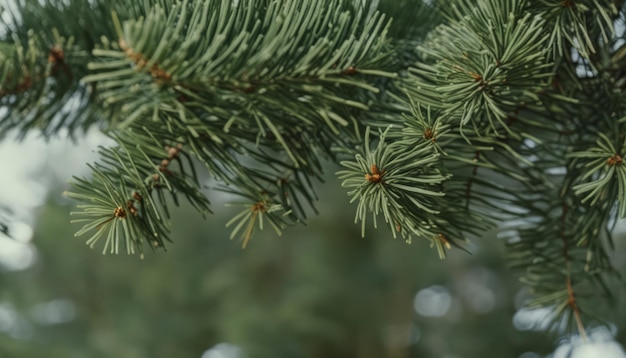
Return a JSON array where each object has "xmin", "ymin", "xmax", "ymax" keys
[
  {"xmin": 53, "ymin": 0, "xmax": 401, "ymax": 251},
  {"xmin": 65, "ymin": 127, "xmax": 211, "ymax": 256},
  {"xmin": 0, "ymin": 1, "xmax": 122, "ymax": 139},
  {"xmin": 336, "ymin": 105, "xmax": 495, "ymax": 258},
  {"xmin": 408, "ymin": 0, "xmax": 553, "ymax": 141},
  {"xmin": 337, "ymin": 127, "xmax": 448, "ymax": 246},
  {"xmin": 569, "ymin": 130, "xmax": 626, "ymax": 217},
  {"xmin": 2, "ymin": 0, "xmax": 626, "ymax": 341},
  {"xmin": 527, "ymin": 0, "xmax": 617, "ymax": 59},
  {"xmin": 223, "ymin": 177, "xmax": 296, "ymax": 249},
  {"xmin": 393, "ymin": 0, "xmax": 625, "ymax": 333}
]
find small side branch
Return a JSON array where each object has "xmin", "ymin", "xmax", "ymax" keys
[
  {"xmin": 560, "ymin": 203, "xmax": 588, "ymax": 341},
  {"xmin": 119, "ymin": 39, "xmax": 172, "ymax": 82}
]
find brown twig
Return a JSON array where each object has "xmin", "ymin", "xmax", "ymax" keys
[
  {"xmin": 119, "ymin": 39, "xmax": 172, "ymax": 82},
  {"xmin": 560, "ymin": 203, "xmax": 588, "ymax": 341}
]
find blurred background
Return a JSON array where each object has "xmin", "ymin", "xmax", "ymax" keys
[{"xmin": 0, "ymin": 133, "xmax": 625, "ymax": 358}]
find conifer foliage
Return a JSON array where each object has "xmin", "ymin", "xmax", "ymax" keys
[{"xmin": 1, "ymin": 0, "xmax": 625, "ymax": 339}]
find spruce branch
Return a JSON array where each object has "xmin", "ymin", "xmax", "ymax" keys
[
  {"xmin": 223, "ymin": 178, "xmax": 295, "ymax": 249},
  {"xmin": 53, "ymin": 0, "xmax": 402, "ymax": 252},
  {"xmin": 394, "ymin": 100, "xmax": 499, "ymax": 254},
  {"xmin": 569, "ymin": 130, "xmax": 626, "ymax": 217},
  {"xmin": 499, "ymin": 130, "xmax": 620, "ymax": 337},
  {"xmin": 408, "ymin": 0, "xmax": 553, "ymax": 140},
  {"xmin": 0, "ymin": 30, "xmax": 97, "ymax": 138},
  {"xmin": 2, "ymin": 0, "xmax": 626, "ymax": 342},
  {"xmin": 0, "ymin": 1, "xmax": 119, "ymax": 139},
  {"xmin": 528, "ymin": 0, "xmax": 617, "ymax": 59},
  {"xmin": 82, "ymin": 0, "xmax": 396, "ymax": 146},
  {"xmin": 337, "ymin": 127, "xmax": 466, "ymax": 257},
  {"xmin": 394, "ymin": 0, "xmax": 625, "ymax": 334},
  {"xmin": 65, "ymin": 127, "xmax": 211, "ymax": 256}
]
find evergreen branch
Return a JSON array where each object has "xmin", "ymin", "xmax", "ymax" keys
[
  {"xmin": 504, "ymin": 149, "xmax": 619, "ymax": 336},
  {"xmin": 65, "ymin": 128, "xmax": 211, "ymax": 256},
  {"xmin": 81, "ymin": 0, "xmax": 397, "ymax": 161},
  {"xmin": 223, "ymin": 176, "xmax": 295, "ymax": 249},
  {"xmin": 0, "ymin": 0, "xmax": 123, "ymax": 138},
  {"xmin": 396, "ymin": 100, "xmax": 501, "ymax": 252},
  {"xmin": 407, "ymin": 0, "xmax": 553, "ymax": 140},
  {"xmin": 528, "ymin": 0, "xmax": 617, "ymax": 58},
  {"xmin": 2, "ymin": 0, "xmax": 626, "ymax": 342},
  {"xmin": 58, "ymin": 0, "xmax": 406, "ymax": 251},
  {"xmin": 560, "ymin": 202, "xmax": 588, "ymax": 340},
  {"xmin": 569, "ymin": 130, "xmax": 626, "ymax": 217},
  {"xmin": 399, "ymin": 0, "xmax": 623, "ymax": 326},
  {"xmin": 0, "ymin": 30, "xmax": 101, "ymax": 138},
  {"xmin": 337, "ymin": 127, "xmax": 469, "ymax": 257},
  {"xmin": 239, "ymin": 154, "xmax": 321, "ymax": 221}
]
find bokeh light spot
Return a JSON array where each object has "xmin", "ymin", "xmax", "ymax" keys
[{"xmin": 414, "ymin": 285, "xmax": 452, "ymax": 317}]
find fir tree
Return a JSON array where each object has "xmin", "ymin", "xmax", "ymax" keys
[{"xmin": 1, "ymin": 0, "xmax": 625, "ymax": 343}]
